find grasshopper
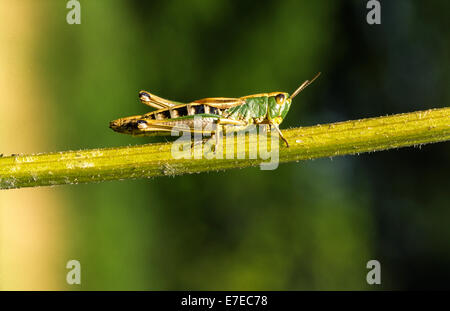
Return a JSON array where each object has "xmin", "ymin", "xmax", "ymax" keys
[{"xmin": 110, "ymin": 73, "xmax": 320, "ymax": 147}]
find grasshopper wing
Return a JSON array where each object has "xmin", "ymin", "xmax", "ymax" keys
[{"xmin": 192, "ymin": 97, "xmax": 245, "ymax": 109}]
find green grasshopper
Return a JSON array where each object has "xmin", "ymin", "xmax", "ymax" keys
[{"xmin": 110, "ymin": 73, "xmax": 320, "ymax": 147}]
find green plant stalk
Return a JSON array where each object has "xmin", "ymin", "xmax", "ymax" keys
[{"xmin": 1, "ymin": 107, "xmax": 449, "ymax": 190}]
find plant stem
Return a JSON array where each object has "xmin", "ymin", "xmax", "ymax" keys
[{"xmin": 1, "ymin": 107, "xmax": 449, "ymax": 190}]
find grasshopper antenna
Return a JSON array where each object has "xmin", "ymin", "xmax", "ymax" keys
[{"xmin": 289, "ymin": 72, "xmax": 321, "ymax": 100}]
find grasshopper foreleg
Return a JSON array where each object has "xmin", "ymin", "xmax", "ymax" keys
[{"xmin": 271, "ymin": 124, "xmax": 289, "ymax": 147}]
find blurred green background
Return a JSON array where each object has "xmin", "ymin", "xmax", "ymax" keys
[{"xmin": 1, "ymin": 0, "xmax": 449, "ymax": 290}]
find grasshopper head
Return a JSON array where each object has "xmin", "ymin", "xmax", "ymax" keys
[
  {"xmin": 109, "ymin": 115, "xmax": 148, "ymax": 135},
  {"xmin": 268, "ymin": 72, "xmax": 321, "ymax": 125},
  {"xmin": 267, "ymin": 92, "xmax": 291, "ymax": 125}
]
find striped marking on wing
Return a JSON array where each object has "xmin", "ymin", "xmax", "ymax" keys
[{"xmin": 143, "ymin": 103, "xmax": 224, "ymax": 121}]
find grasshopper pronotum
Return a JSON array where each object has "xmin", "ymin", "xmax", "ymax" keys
[{"xmin": 110, "ymin": 73, "xmax": 320, "ymax": 147}]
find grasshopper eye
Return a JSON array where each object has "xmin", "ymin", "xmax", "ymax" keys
[{"xmin": 275, "ymin": 94, "xmax": 285, "ymax": 105}]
